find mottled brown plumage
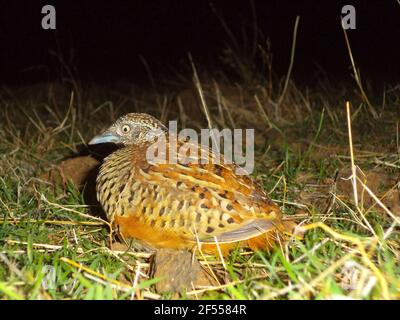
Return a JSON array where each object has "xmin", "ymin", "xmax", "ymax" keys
[{"xmin": 89, "ymin": 113, "xmax": 288, "ymax": 254}]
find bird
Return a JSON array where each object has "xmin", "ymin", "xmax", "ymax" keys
[{"xmin": 89, "ymin": 113, "xmax": 290, "ymax": 255}]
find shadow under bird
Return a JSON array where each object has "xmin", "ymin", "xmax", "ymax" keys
[{"xmin": 89, "ymin": 113, "xmax": 290, "ymax": 255}]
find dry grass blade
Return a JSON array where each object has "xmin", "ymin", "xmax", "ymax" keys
[
  {"xmin": 189, "ymin": 54, "xmax": 220, "ymax": 153},
  {"xmin": 213, "ymin": 236, "xmax": 227, "ymax": 270},
  {"xmin": 346, "ymin": 101, "xmax": 358, "ymax": 206},
  {"xmin": 277, "ymin": 16, "xmax": 300, "ymax": 108},
  {"xmin": 60, "ymin": 257, "xmax": 132, "ymax": 289},
  {"xmin": 4, "ymin": 240, "xmax": 153, "ymax": 262},
  {"xmin": 0, "ymin": 219, "xmax": 104, "ymax": 226},
  {"xmin": 342, "ymin": 26, "xmax": 378, "ymax": 119}
]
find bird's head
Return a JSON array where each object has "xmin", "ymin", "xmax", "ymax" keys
[{"xmin": 89, "ymin": 113, "xmax": 167, "ymax": 146}]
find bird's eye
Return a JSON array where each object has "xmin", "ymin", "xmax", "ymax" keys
[{"xmin": 121, "ymin": 124, "xmax": 131, "ymax": 134}]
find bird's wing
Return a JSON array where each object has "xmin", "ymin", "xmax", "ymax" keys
[{"xmin": 128, "ymin": 139, "xmax": 283, "ymax": 244}]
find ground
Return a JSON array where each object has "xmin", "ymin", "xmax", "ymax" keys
[{"xmin": 0, "ymin": 73, "xmax": 399, "ymax": 299}]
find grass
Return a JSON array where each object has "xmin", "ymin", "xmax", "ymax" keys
[{"xmin": 1, "ymin": 24, "xmax": 400, "ymax": 299}]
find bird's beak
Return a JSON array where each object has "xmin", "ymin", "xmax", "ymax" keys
[{"xmin": 88, "ymin": 131, "xmax": 120, "ymax": 145}]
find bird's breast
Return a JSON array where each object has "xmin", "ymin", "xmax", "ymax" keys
[{"xmin": 96, "ymin": 148, "xmax": 138, "ymax": 222}]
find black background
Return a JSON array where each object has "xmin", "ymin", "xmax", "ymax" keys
[{"xmin": 0, "ymin": 0, "xmax": 399, "ymax": 85}]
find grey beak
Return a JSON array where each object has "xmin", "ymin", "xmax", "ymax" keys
[{"xmin": 88, "ymin": 131, "xmax": 120, "ymax": 145}]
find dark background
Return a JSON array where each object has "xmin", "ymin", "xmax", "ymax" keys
[{"xmin": 0, "ymin": 0, "xmax": 399, "ymax": 86}]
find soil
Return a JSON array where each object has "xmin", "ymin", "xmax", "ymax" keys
[{"xmin": 39, "ymin": 155, "xmax": 100, "ymax": 190}]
